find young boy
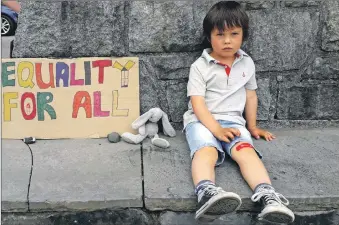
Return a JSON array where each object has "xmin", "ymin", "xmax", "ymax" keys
[{"xmin": 183, "ymin": 1, "xmax": 295, "ymax": 224}]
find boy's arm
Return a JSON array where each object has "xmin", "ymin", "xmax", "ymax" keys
[
  {"xmin": 191, "ymin": 96, "xmax": 240, "ymax": 143},
  {"xmin": 244, "ymin": 89, "xmax": 258, "ymax": 130},
  {"xmin": 245, "ymin": 89, "xmax": 275, "ymax": 141},
  {"xmin": 187, "ymin": 64, "xmax": 239, "ymax": 142}
]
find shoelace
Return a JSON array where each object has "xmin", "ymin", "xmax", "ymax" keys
[
  {"xmin": 203, "ymin": 185, "xmax": 224, "ymax": 196},
  {"xmin": 251, "ymin": 189, "xmax": 289, "ymax": 206}
]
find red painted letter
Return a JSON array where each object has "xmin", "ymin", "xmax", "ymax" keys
[
  {"xmin": 21, "ymin": 92, "xmax": 37, "ymax": 120},
  {"xmin": 35, "ymin": 63, "xmax": 55, "ymax": 89},
  {"xmin": 70, "ymin": 63, "xmax": 84, "ymax": 86},
  {"xmin": 93, "ymin": 91, "xmax": 109, "ymax": 117},
  {"xmin": 72, "ymin": 91, "xmax": 92, "ymax": 118},
  {"xmin": 92, "ymin": 60, "xmax": 112, "ymax": 84}
]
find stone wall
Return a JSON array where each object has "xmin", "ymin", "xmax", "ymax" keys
[
  {"xmin": 2, "ymin": 210, "xmax": 339, "ymax": 225},
  {"xmin": 13, "ymin": 0, "xmax": 339, "ymax": 129}
]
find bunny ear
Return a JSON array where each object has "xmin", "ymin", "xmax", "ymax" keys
[
  {"xmin": 161, "ymin": 112, "xmax": 176, "ymax": 137},
  {"xmin": 132, "ymin": 110, "xmax": 154, "ymax": 129}
]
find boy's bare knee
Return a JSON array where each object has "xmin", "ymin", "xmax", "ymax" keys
[
  {"xmin": 231, "ymin": 142, "xmax": 257, "ymax": 161},
  {"xmin": 193, "ymin": 146, "xmax": 218, "ymax": 163}
]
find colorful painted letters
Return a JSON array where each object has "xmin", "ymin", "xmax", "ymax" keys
[{"xmin": 2, "ymin": 59, "xmax": 136, "ymax": 122}]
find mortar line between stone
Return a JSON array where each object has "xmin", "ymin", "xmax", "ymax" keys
[
  {"xmin": 23, "ymin": 141, "xmax": 34, "ymax": 212},
  {"xmin": 140, "ymin": 143, "xmax": 145, "ymax": 208}
]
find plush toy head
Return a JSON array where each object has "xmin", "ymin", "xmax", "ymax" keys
[{"xmin": 132, "ymin": 108, "xmax": 176, "ymax": 137}]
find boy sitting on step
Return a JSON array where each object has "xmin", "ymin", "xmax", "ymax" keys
[{"xmin": 183, "ymin": 1, "xmax": 295, "ymax": 224}]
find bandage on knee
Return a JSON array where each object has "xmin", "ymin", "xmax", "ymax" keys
[{"xmin": 236, "ymin": 143, "xmax": 253, "ymax": 151}]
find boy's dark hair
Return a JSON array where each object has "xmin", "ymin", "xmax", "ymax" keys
[{"xmin": 202, "ymin": 1, "xmax": 249, "ymax": 48}]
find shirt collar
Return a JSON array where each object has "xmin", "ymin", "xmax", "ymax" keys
[{"xmin": 201, "ymin": 48, "xmax": 248, "ymax": 64}]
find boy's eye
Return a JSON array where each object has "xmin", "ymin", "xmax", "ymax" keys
[
  {"xmin": 217, "ymin": 33, "xmax": 224, "ymax": 36},
  {"xmin": 232, "ymin": 32, "xmax": 239, "ymax": 35}
]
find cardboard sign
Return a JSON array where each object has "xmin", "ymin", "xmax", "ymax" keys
[{"xmin": 1, "ymin": 57, "xmax": 139, "ymax": 139}]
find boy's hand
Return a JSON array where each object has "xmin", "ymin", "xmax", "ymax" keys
[
  {"xmin": 212, "ymin": 127, "xmax": 241, "ymax": 143},
  {"xmin": 248, "ymin": 127, "xmax": 275, "ymax": 141}
]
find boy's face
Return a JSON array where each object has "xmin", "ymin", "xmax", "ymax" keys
[{"xmin": 210, "ymin": 26, "xmax": 243, "ymax": 60}]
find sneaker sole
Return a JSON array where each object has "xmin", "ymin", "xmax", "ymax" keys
[
  {"xmin": 261, "ymin": 212, "xmax": 294, "ymax": 224},
  {"xmin": 195, "ymin": 193, "xmax": 242, "ymax": 222}
]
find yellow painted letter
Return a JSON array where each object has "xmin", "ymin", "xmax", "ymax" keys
[
  {"xmin": 17, "ymin": 62, "xmax": 35, "ymax": 88},
  {"xmin": 3, "ymin": 92, "xmax": 18, "ymax": 121},
  {"xmin": 112, "ymin": 90, "xmax": 129, "ymax": 117}
]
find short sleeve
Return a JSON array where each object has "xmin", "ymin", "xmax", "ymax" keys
[
  {"xmin": 245, "ymin": 70, "xmax": 258, "ymax": 90},
  {"xmin": 187, "ymin": 64, "xmax": 206, "ymax": 97}
]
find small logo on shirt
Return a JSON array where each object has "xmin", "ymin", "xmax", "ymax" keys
[{"xmin": 242, "ymin": 72, "xmax": 246, "ymax": 77}]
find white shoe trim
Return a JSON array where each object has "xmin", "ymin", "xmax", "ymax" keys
[
  {"xmin": 259, "ymin": 204, "xmax": 295, "ymax": 223},
  {"xmin": 195, "ymin": 192, "xmax": 242, "ymax": 221}
]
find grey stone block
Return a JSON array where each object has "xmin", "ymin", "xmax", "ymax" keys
[
  {"xmin": 257, "ymin": 120, "xmax": 339, "ymax": 129},
  {"xmin": 1, "ymin": 214, "xmax": 54, "ymax": 225},
  {"xmin": 246, "ymin": 9, "xmax": 319, "ymax": 72},
  {"xmin": 159, "ymin": 210, "xmax": 339, "ymax": 225},
  {"xmin": 13, "ymin": 1, "xmax": 69, "ymax": 58},
  {"xmin": 150, "ymin": 53, "xmax": 200, "ymax": 80},
  {"xmin": 66, "ymin": 1, "xmax": 126, "ymax": 57},
  {"xmin": 159, "ymin": 211, "xmax": 253, "ymax": 225},
  {"xmin": 129, "ymin": 1, "xmax": 201, "ymax": 53},
  {"xmin": 283, "ymin": 1, "xmax": 321, "ymax": 8},
  {"xmin": 139, "ymin": 53, "xmax": 199, "ymax": 121},
  {"xmin": 1, "ymin": 209, "xmax": 155, "ymax": 225},
  {"xmin": 139, "ymin": 57, "xmax": 163, "ymax": 114},
  {"xmin": 304, "ymin": 56, "xmax": 339, "ymax": 80},
  {"xmin": 28, "ymin": 139, "xmax": 142, "ymax": 211},
  {"xmin": 192, "ymin": 0, "xmax": 219, "ymax": 34},
  {"xmin": 2, "ymin": 210, "xmax": 339, "ymax": 225},
  {"xmin": 13, "ymin": 1, "xmax": 126, "ymax": 58},
  {"xmin": 277, "ymin": 82, "xmax": 339, "ymax": 120},
  {"xmin": 1, "ymin": 140, "xmax": 31, "ymax": 212},
  {"xmin": 143, "ymin": 129, "xmax": 339, "ymax": 212},
  {"xmin": 317, "ymin": 85, "xmax": 339, "ymax": 119},
  {"xmin": 256, "ymin": 76, "xmax": 272, "ymax": 121},
  {"xmin": 167, "ymin": 81, "xmax": 188, "ymax": 123},
  {"xmin": 244, "ymin": 1, "xmax": 275, "ymax": 10},
  {"xmin": 322, "ymin": 1, "xmax": 339, "ymax": 51}
]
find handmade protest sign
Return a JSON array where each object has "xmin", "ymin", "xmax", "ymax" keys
[{"xmin": 1, "ymin": 57, "xmax": 139, "ymax": 139}]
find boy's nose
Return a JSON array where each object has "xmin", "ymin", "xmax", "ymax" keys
[{"xmin": 224, "ymin": 36, "xmax": 231, "ymax": 43}]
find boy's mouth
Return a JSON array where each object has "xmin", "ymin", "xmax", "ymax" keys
[{"xmin": 222, "ymin": 47, "xmax": 233, "ymax": 50}]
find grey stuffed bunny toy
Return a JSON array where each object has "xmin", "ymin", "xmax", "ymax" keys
[{"xmin": 121, "ymin": 108, "xmax": 176, "ymax": 148}]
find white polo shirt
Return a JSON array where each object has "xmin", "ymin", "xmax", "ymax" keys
[{"xmin": 183, "ymin": 48, "xmax": 257, "ymax": 129}]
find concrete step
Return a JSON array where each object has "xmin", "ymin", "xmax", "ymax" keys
[
  {"xmin": 2, "ymin": 139, "xmax": 142, "ymax": 212},
  {"xmin": 143, "ymin": 128, "xmax": 339, "ymax": 212},
  {"xmin": 2, "ymin": 128, "xmax": 339, "ymax": 224}
]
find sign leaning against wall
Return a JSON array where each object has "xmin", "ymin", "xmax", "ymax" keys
[{"xmin": 1, "ymin": 57, "xmax": 140, "ymax": 139}]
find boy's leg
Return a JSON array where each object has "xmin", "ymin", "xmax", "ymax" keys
[
  {"xmin": 185, "ymin": 122, "xmax": 241, "ymax": 222},
  {"xmin": 230, "ymin": 142, "xmax": 270, "ymax": 190},
  {"xmin": 192, "ymin": 146, "xmax": 242, "ymax": 222},
  {"xmin": 231, "ymin": 142, "xmax": 295, "ymax": 224},
  {"xmin": 191, "ymin": 146, "xmax": 217, "ymax": 185}
]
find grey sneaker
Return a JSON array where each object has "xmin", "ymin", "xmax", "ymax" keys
[
  {"xmin": 251, "ymin": 187, "xmax": 295, "ymax": 224},
  {"xmin": 195, "ymin": 185, "xmax": 242, "ymax": 222}
]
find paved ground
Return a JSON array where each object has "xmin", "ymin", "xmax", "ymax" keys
[
  {"xmin": 2, "ymin": 128, "xmax": 339, "ymax": 214},
  {"xmin": 143, "ymin": 128, "xmax": 339, "ymax": 212},
  {"xmin": 2, "ymin": 139, "xmax": 143, "ymax": 212}
]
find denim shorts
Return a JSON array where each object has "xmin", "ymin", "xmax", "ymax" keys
[{"xmin": 184, "ymin": 120, "xmax": 262, "ymax": 166}]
